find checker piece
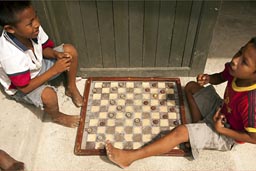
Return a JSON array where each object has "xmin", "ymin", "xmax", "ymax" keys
[{"xmin": 125, "ymin": 112, "xmax": 132, "ymax": 118}]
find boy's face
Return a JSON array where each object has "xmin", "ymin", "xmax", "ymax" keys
[
  {"xmin": 229, "ymin": 43, "xmax": 256, "ymax": 80},
  {"xmin": 7, "ymin": 5, "xmax": 40, "ymax": 40}
]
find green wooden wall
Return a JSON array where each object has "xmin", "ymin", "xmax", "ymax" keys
[{"xmin": 33, "ymin": 0, "xmax": 220, "ymax": 77}]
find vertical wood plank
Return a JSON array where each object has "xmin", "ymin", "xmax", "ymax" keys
[
  {"xmin": 143, "ymin": 1, "xmax": 160, "ymax": 67},
  {"xmin": 129, "ymin": 1, "xmax": 144, "ymax": 67},
  {"xmin": 190, "ymin": 1, "xmax": 221, "ymax": 75},
  {"xmin": 169, "ymin": 1, "xmax": 192, "ymax": 67},
  {"xmin": 66, "ymin": 1, "xmax": 90, "ymax": 68},
  {"xmin": 155, "ymin": 1, "xmax": 176, "ymax": 67},
  {"xmin": 113, "ymin": 1, "xmax": 129, "ymax": 68},
  {"xmin": 97, "ymin": 1, "xmax": 116, "ymax": 68},
  {"xmin": 49, "ymin": 1, "xmax": 72, "ymax": 44},
  {"xmin": 182, "ymin": 0, "xmax": 202, "ymax": 67},
  {"xmin": 80, "ymin": 1, "xmax": 103, "ymax": 68}
]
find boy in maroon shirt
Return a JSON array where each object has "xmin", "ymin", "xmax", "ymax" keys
[{"xmin": 105, "ymin": 37, "xmax": 256, "ymax": 168}]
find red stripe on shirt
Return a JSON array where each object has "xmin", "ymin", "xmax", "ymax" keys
[
  {"xmin": 248, "ymin": 90, "xmax": 256, "ymax": 128},
  {"xmin": 8, "ymin": 70, "xmax": 31, "ymax": 87},
  {"xmin": 42, "ymin": 39, "xmax": 54, "ymax": 49}
]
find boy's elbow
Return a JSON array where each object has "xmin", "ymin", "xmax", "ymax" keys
[
  {"xmin": 16, "ymin": 86, "xmax": 30, "ymax": 94},
  {"xmin": 249, "ymin": 132, "xmax": 256, "ymax": 144}
]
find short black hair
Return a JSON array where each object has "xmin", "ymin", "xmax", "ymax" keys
[
  {"xmin": 0, "ymin": 1, "xmax": 31, "ymax": 27},
  {"xmin": 249, "ymin": 37, "xmax": 256, "ymax": 48}
]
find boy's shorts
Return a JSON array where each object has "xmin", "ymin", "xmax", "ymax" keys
[
  {"xmin": 11, "ymin": 44, "xmax": 64, "ymax": 110},
  {"xmin": 185, "ymin": 85, "xmax": 236, "ymax": 159}
]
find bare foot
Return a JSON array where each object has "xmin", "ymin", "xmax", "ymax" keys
[
  {"xmin": 52, "ymin": 113, "xmax": 80, "ymax": 128},
  {"xmin": 0, "ymin": 150, "xmax": 25, "ymax": 171},
  {"xmin": 5, "ymin": 162, "xmax": 25, "ymax": 171},
  {"xmin": 65, "ymin": 89, "xmax": 83, "ymax": 107},
  {"xmin": 105, "ymin": 141, "xmax": 133, "ymax": 168}
]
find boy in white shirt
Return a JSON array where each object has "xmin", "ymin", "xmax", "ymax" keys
[{"xmin": 0, "ymin": 1, "xmax": 83, "ymax": 128}]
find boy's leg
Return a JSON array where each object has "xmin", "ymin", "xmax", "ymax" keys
[
  {"xmin": 105, "ymin": 125, "xmax": 189, "ymax": 168},
  {"xmin": 42, "ymin": 87, "xmax": 80, "ymax": 128},
  {"xmin": 0, "ymin": 149, "xmax": 24, "ymax": 171},
  {"xmin": 62, "ymin": 44, "xmax": 83, "ymax": 107},
  {"xmin": 184, "ymin": 81, "xmax": 204, "ymax": 122}
]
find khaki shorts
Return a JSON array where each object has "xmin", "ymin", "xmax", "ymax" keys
[{"xmin": 185, "ymin": 85, "xmax": 236, "ymax": 159}]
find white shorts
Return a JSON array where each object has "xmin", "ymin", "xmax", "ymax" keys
[{"xmin": 185, "ymin": 85, "xmax": 236, "ymax": 159}]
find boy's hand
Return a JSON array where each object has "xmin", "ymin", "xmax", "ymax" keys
[
  {"xmin": 213, "ymin": 107, "xmax": 226, "ymax": 133},
  {"xmin": 54, "ymin": 51, "xmax": 72, "ymax": 60},
  {"xmin": 197, "ymin": 74, "xmax": 210, "ymax": 86},
  {"xmin": 52, "ymin": 57, "xmax": 72, "ymax": 74}
]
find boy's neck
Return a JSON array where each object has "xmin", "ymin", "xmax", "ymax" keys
[
  {"xmin": 13, "ymin": 34, "xmax": 33, "ymax": 50},
  {"xmin": 235, "ymin": 78, "xmax": 256, "ymax": 87}
]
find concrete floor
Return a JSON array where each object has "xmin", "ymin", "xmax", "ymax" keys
[
  {"xmin": 1, "ymin": 1, "xmax": 256, "ymax": 171},
  {"xmin": 2, "ymin": 58, "xmax": 256, "ymax": 171}
]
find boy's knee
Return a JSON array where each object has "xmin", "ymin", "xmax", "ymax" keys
[
  {"xmin": 41, "ymin": 87, "xmax": 56, "ymax": 102},
  {"xmin": 63, "ymin": 44, "xmax": 78, "ymax": 58},
  {"xmin": 184, "ymin": 81, "xmax": 197, "ymax": 93},
  {"xmin": 172, "ymin": 125, "xmax": 189, "ymax": 141}
]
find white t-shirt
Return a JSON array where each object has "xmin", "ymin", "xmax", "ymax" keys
[{"xmin": 0, "ymin": 26, "xmax": 49, "ymax": 95}]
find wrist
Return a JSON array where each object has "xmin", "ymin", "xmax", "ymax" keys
[{"xmin": 53, "ymin": 50, "xmax": 59, "ymax": 59}]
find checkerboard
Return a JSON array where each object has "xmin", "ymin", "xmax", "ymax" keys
[{"xmin": 75, "ymin": 77, "xmax": 190, "ymax": 156}]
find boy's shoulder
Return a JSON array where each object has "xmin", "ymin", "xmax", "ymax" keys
[{"xmin": 0, "ymin": 30, "xmax": 24, "ymax": 58}]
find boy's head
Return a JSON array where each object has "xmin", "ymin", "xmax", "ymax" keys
[
  {"xmin": 249, "ymin": 37, "xmax": 256, "ymax": 48},
  {"xmin": 229, "ymin": 37, "xmax": 256, "ymax": 81},
  {"xmin": 0, "ymin": 0, "xmax": 40, "ymax": 39},
  {"xmin": 0, "ymin": 1, "xmax": 32, "ymax": 27}
]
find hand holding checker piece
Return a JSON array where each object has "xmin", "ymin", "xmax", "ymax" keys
[{"xmin": 74, "ymin": 77, "xmax": 190, "ymax": 156}]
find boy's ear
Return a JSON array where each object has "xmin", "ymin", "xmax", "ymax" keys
[{"xmin": 3, "ymin": 25, "xmax": 15, "ymax": 34}]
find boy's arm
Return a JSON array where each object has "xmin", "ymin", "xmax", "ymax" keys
[
  {"xmin": 213, "ymin": 109, "xmax": 256, "ymax": 144},
  {"xmin": 209, "ymin": 73, "xmax": 226, "ymax": 85},
  {"xmin": 42, "ymin": 47, "xmax": 58, "ymax": 59},
  {"xmin": 217, "ymin": 126, "xmax": 256, "ymax": 144},
  {"xmin": 197, "ymin": 72, "xmax": 225, "ymax": 86},
  {"xmin": 16, "ymin": 57, "xmax": 71, "ymax": 94},
  {"xmin": 43, "ymin": 47, "xmax": 72, "ymax": 59}
]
